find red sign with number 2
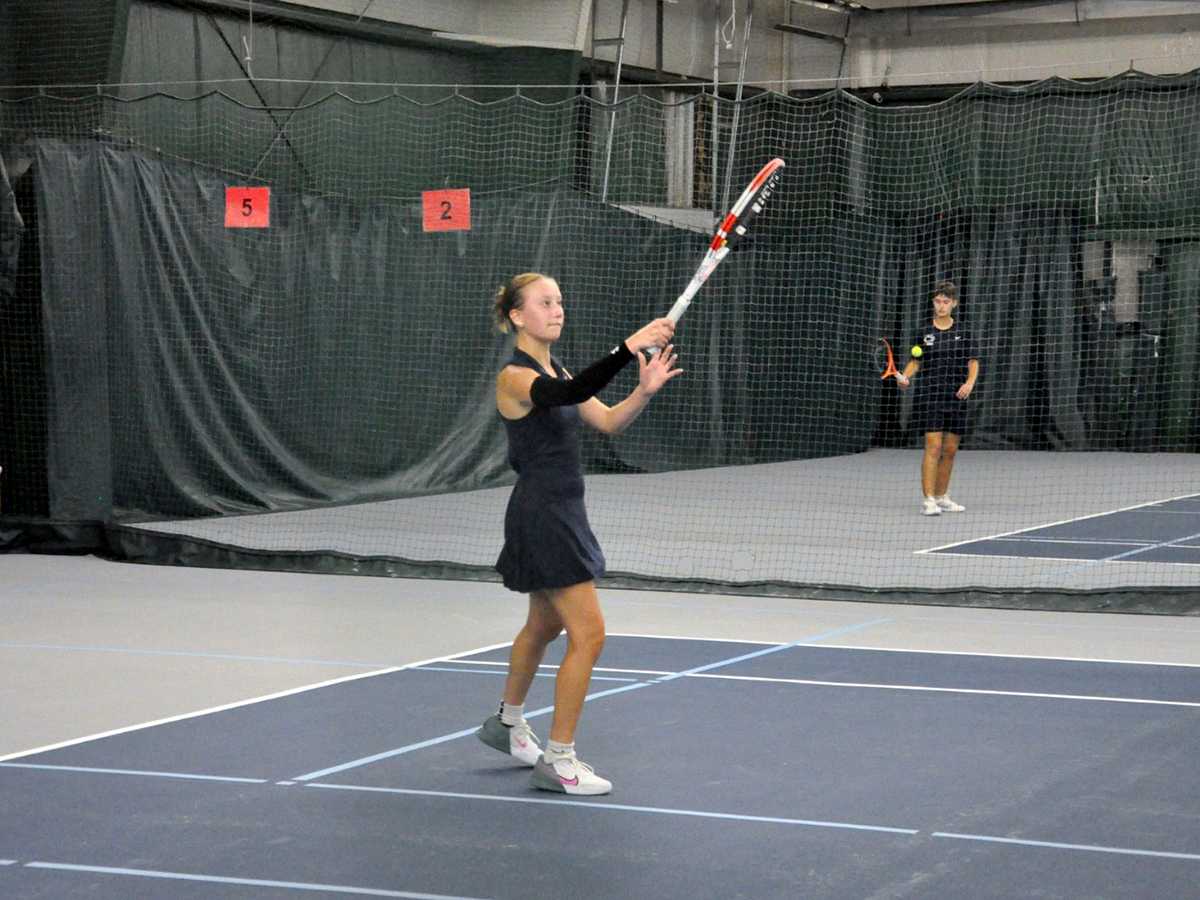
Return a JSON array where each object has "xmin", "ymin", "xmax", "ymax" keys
[
  {"xmin": 226, "ymin": 187, "xmax": 270, "ymax": 228},
  {"xmin": 422, "ymin": 189, "xmax": 471, "ymax": 232}
]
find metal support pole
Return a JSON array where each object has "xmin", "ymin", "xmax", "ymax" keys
[
  {"xmin": 711, "ymin": 0, "xmax": 722, "ymax": 216},
  {"xmin": 720, "ymin": 0, "xmax": 754, "ymax": 214},
  {"xmin": 599, "ymin": 0, "xmax": 631, "ymax": 202}
]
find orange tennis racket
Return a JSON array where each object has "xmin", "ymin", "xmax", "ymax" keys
[{"xmin": 874, "ymin": 338, "xmax": 901, "ymax": 380}]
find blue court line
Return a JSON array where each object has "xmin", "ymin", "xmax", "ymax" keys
[
  {"xmin": 20, "ymin": 862, "xmax": 491, "ymax": 900},
  {"xmin": 293, "ymin": 726, "xmax": 493, "ymax": 781},
  {"xmin": 307, "ymin": 782, "xmax": 919, "ymax": 835},
  {"xmin": 933, "ymin": 832, "xmax": 1200, "ymax": 862},
  {"xmin": 292, "ymin": 618, "xmax": 890, "ymax": 782},
  {"xmin": 1041, "ymin": 529, "xmax": 1200, "ymax": 578},
  {"xmin": 0, "ymin": 762, "xmax": 267, "ymax": 784}
]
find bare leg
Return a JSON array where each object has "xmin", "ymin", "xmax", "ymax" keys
[
  {"xmin": 502, "ymin": 590, "xmax": 564, "ymax": 707},
  {"xmin": 933, "ymin": 432, "xmax": 961, "ymax": 496},
  {"xmin": 922, "ymin": 431, "xmax": 944, "ymax": 496},
  {"xmin": 543, "ymin": 580, "xmax": 606, "ymax": 745}
]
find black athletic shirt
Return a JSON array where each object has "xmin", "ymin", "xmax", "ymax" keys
[{"xmin": 911, "ymin": 319, "xmax": 979, "ymax": 398}]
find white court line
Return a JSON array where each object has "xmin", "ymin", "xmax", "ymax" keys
[
  {"xmin": 933, "ymin": 832, "xmax": 1200, "ymax": 862},
  {"xmin": 307, "ymin": 782, "xmax": 919, "ymax": 835},
  {"xmin": 21, "ymin": 861, "xmax": 493, "ymax": 900},
  {"xmin": 306, "ymin": 785, "xmax": 1200, "ymax": 864},
  {"xmin": 815, "ymin": 642, "xmax": 1200, "ymax": 668},
  {"xmin": 0, "ymin": 762, "xmax": 268, "ymax": 783},
  {"xmin": 916, "ymin": 492, "xmax": 1200, "ymax": 555},
  {"xmin": 685, "ymin": 673, "xmax": 1200, "ymax": 708},
  {"xmin": 6, "ymin": 634, "xmax": 1195, "ymax": 771},
  {"xmin": 988, "ymin": 537, "xmax": 1149, "ymax": 546},
  {"xmin": 444, "ymin": 639, "xmax": 1200, "ymax": 672},
  {"xmin": 0, "ymin": 642, "xmax": 516, "ymax": 764},
  {"xmin": 907, "ymin": 547, "xmax": 1200, "ymax": 567}
]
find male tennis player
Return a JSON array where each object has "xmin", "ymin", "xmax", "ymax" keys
[
  {"xmin": 477, "ymin": 272, "xmax": 680, "ymax": 795},
  {"xmin": 897, "ymin": 281, "xmax": 979, "ymax": 516}
]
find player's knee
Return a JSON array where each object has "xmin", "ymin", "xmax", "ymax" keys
[
  {"xmin": 569, "ymin": 624, "xmax": 606, "ymax": 661},
  {"xmin": 531, "ymin": 621, "xmax": 565, "ymax": 644}
]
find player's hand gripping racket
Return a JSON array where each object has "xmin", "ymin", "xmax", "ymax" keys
[{"xmin": 649, "ymin": 157, "xmax": 785, "ymax": 354}]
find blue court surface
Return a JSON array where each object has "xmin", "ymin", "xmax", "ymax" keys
[
  {"xmin": 925, "ymin": 495, "xmax": 1200, "ymax": 568},
  {"xmin": 3, "ymin": 635, "xmax": 1199, "ymax": 900}
]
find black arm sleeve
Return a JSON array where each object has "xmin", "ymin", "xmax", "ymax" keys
[{"xmin": 529, "ymin": 342, "xmax": 635, "ymax": 408}]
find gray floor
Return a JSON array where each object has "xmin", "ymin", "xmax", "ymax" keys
[
  {"xmin": 130, "ymin": 449, "xmax": 1200, "ymax": 593},
  {"xmin": 4, "ymin": 551, "xmax": 1199, "ymax": 762}
]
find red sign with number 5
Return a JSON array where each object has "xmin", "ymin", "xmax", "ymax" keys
[
  {"xmin": 422, "ymin": 189, "xmax": 471, "ymax": 232},
  {"xmin": 225, "ymin": 187, "xmax": 270, "ymax": 228}
]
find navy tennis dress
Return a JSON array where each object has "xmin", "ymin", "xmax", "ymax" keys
[{"xmin": 494, "ymin": 348, "xmax": 606, "ymax": 593}]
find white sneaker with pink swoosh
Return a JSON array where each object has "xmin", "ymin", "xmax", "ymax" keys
[
  {"xmin": 530, "ymin": 753, "xmax": 612, "ymax": 796},
  {"xmin": 476, "ymin": 714, "xmax": 542, "ymax": 766}
]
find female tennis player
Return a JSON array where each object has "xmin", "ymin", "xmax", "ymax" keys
[
  {"xmin": 477, "ymin": 272, "xmax": 681, "ymax": 795},
  {"xmin": 897, "ymin": 281, "xmax": 979, "ymax": 516}
]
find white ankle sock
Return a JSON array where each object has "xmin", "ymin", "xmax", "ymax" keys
[
  {"xmin": 499, "ymin": 702, "xmax": 525, "ymax": 727},
  {"xmin": 545, "ymin": 740, "xmax": 574, "ymax": 760}
]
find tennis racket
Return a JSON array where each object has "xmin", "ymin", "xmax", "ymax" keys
[
  {"xmin": 874, "ymin": 338, "xmax": 901, "ymax": 380},
  {"xmin": 650, "ymin": 157, "xmax": 785, "ymax": 353}
]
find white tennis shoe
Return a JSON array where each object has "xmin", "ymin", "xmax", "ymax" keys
[
  {"xmin": 530, "ymin": 753, "xmax": 612, "ymax": 795},
  {"xmin": 476, "ymin": 714, "xmax": 542, "ymax": 766},
  {"xmin": 921, "ymin": 496, "xmax": 941, "ymax": 516},
  {"xmin": 935, "ymin": 494, "xmax": 966, "ymax": 512}
]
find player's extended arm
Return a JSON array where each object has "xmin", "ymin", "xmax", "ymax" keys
[
  {"xmin": 579, "ymin": 344, "xmax": 682, "ymax": 435},
  {"xmin": 529, "ymin": 343, "xmax": 635, "ymax": 407}
]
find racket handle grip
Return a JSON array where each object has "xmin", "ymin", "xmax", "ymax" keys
[{"xmin": 666, "ymin": 298, "xmax": 691, "ymax": 324}]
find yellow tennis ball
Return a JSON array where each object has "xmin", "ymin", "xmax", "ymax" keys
[{"xmin": 910, "ymin": 345, "xmax": 923, "ymax": 358}]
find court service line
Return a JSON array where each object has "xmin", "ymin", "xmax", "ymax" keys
[
  {"xmin": 307, "ymin": 782, "xmax": 918, "ymax": 834},
  {"xmin": 685, "ymin": 673, "xmax": 1200, "ymax": 708},
  {"xmin": 0, "ymin": 643, "xmax": 515, "ymax": 765},
  {"xmin": 916, "ymin": 492, "xmax": 1200, "ymax": 554},
  {"xmin": 816, "ymin": 642, "xmax": 1200, "ymax": 668},
  {"xmin": 933, "ymin": 832, "xmax": 1200, "ymax": 862},
  {"xmin": 0, "ymin": 762, "xmax": 267, "ymax": 783},
  {"xmin": 291, "ymin": 618, "xmax": 891, "ymax": 782},
  {"xmin": 990, "ymin": 537, "xmax": 1149, "ymax": 546},
  {"xmin": 306, "ymin": 785, "xmax": 1200, "ymax": 864},
  {"xmin": 906, "ymin": 547, "xmax": 1200, "ymax": 570},
  {"xmin": 20, "ymin": 861, "xmax": 493, "ymax": 900}
]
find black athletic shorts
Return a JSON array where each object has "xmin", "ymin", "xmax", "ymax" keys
[{"xmin": 914, "ymin": 394, "xmax": 972, "ymax": 437}]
